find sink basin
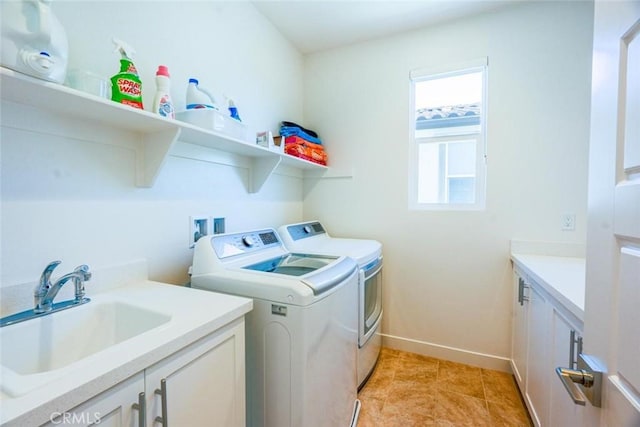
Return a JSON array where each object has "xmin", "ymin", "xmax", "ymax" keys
[{"xmin": 0, "ymin": 300, "xmax": 171, "ymax": 396}]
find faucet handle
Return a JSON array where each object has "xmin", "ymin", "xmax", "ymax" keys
[{"xmin": 36, "ymin": 260, "xmax": 62, "ymax": 295}]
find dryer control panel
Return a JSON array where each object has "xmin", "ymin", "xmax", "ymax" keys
[
  {"xmin": 212, "ymin": 229, "xmax": 282, "ymax": 259},
  {"xmin": 286, "ymin": 222, "xmax": 326, "ymax": 241}
]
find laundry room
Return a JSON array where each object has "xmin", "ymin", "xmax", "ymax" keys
[{"xmin": 2, "ymin": 0, "xmax": 639, "ymax": 426}]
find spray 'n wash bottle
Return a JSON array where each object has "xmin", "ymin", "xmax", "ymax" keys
[{"xmin": 110, "ymin": 38, "xmax": 143, "ymax": 109}]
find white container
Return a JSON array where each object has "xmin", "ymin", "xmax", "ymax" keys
[
  {"xmin": 65, "ymin": 69, "xmax": 110, "ymax": 98},
  {"xmin": 152, "ymin": 65, "xmax": 175, "ymax": 119},
  {"xmin": 0, "ymin": 0, "xmax": 69, "ymax": 84},
  {"xmin": 256, "ymin": 131, "xmax": 284, "ymax": 153},
  {"xmin": 176, "ymin": 109, "xmax": 247, "ymax": 141},
  {"xmin": 186, "ymin": 78, "xmax": 217, "ymax": 110}
]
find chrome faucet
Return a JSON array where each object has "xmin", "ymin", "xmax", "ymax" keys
[
  {"xmin": 0, "ymin": 260, "xmax": 92, "ymax": 327},
  {"xmin": 34, "ymin": 261, "xmax": 92, "ymax": 313}
]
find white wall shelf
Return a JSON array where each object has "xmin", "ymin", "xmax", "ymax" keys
[{"xmin": 0, "ymin": 67, "xmax": 327, "ymax": 192}]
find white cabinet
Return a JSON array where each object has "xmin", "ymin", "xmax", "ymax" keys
[
  {"xmin": 511, "ymin": 266, "xmax": 584, "ymax": 427},
  {"xmin": 525, "ymin": 284, "xmax": 550, "ymax": 426},
  {"xmin": 43, "ymin": 373, "xmax": 145, "ymax": 427},
  {"xmin": 511, "ymin": 274, "xmax": 529, "ymax": 388},
  {"xmin": 49, "ymin": 318, "xmax": 245, "ymax": 427},
  {"xmin": 549, "ymin": 308, "xmax": 585, "ymax": 427},
  {"xmin": 512, "ymin": 270, "xmax": 549, "ymax": 425},
  {"xmin": 145, "ymin": 319, "xmax": 245, "ymax": 427}
]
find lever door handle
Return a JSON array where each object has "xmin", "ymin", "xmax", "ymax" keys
[
  {"xmin": 555, "ymin": 354, "xmax": 603, "ymax": 407},
  {"xmin": 555, "ymin": 367, "xmax": 592, "ymax": 405}
]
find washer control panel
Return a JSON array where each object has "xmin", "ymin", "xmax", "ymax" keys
[
  {"xmin": 211, "ymin": 229, "xmax": 282, "ymax": 259},
  {"xmin": 286, "ymin": 222, "xmax": 326, "ymax": 241}
]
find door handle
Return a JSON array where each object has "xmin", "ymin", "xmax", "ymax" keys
[
  {"xmin": 555, "ymin": 367, "xmax": 592, "ymax": 405},
  {"xmin": 555, "ymin": 354, "xmax": 602, "ymax": 407}
]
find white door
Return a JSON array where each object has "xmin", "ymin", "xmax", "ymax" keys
[{"xmin": 584, "ymin": 1, "xmax": 640, "ymax": 426}]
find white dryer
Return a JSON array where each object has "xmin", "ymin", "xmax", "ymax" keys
[
  {"xmin": 191, "ymin": 228, "xmax": 360, "ymax": 427},
  {"xmin": 278, "ymin": 221, "xmax": 383, "ymax": 388}
]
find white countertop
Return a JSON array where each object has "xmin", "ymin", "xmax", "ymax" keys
[
  {"xmin": 511, "ymin": 253, "xmax": 586, "ymax": 321},
  {"xmin": 0, "ymin": 281, "xmax": 252, "ymax": 426}
]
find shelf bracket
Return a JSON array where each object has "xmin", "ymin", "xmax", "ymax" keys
[
  {"xmin": 136, "ymin": 127, "xmax": 181, "ymax": 187},
  {"xmin": 249, "ymin": 155, "xmax": 281, "ymax": 193}
]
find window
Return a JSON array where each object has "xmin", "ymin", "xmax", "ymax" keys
[{"xmin": 409, "ymin": 59, "xmax": 487, "ymax": 210}]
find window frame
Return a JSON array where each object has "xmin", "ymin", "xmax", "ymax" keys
[{"xmin": 408, "ymin": 59, "xmax": 488, "ymax": 211}]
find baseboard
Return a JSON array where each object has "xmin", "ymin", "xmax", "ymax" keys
[{"xmin": 381, "ymin": 333, "xmax": 512, "ymax": 373}]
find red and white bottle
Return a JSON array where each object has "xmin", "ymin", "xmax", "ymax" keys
[{"xmin": 152, "ymin": 65, "xmax": 175, "ymax": 119}]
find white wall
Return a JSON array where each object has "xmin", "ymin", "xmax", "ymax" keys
[
  {"xmin": 1, "ymin": 1, "xmax": 304, "ymax": 289},
  {"xmin": 302, "ymin": 1, "xmax": 594, "ymax": 367},
  {"xmin": 1, "ymin": 0, "xmax": 595, "ymax": 369}
]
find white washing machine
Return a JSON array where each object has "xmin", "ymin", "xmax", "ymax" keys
[
  {"xmin": 278, "ymin": 221, "xmax": 383, "ymax": 388},
  {"xmin": 190, "ymin": 228, "xmax": 360, "ymax": 427}
]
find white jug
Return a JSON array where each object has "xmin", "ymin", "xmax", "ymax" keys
[{"xmin": 1, "ymin": 0, "xmax": 69, "ymax": 84}]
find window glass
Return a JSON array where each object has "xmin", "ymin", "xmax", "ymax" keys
[{"xmin": 409, "ymin": 62, "xmax": 487, "ymax": 210}]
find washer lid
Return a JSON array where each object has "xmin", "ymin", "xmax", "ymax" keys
[
  {"xmin": 243, "ymin": 253, "xmax": 355, "ymax": 295},
  {"xmin": 192, "ymin": 254, "xmax": 357, "ymax": 303},
  {"xmin": 243, "ymin": 253, "xmax": 339, "ymax": 276},
  {"xmin": 278, "ymin": 222, "xmax": 382, "ymax": 266}
]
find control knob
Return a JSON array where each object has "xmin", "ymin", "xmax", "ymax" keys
[
  {"xmin": 303, "ymin": 225, "xmax": 312, "ymax": 234},
  {"xmin": 242, "ymin": 235, "xmax": 255, "ymax": 247}
]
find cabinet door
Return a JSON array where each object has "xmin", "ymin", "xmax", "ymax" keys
[
  {"xmin": 43, "ymin": 372, "xmax": 145, "ymax": 427},
  {"xmin": 511, "ymin": 273, "xmax": 529, "ymax": 389},
  {"xmin": 549, "ymin": 308, "xmax": 585, "ymax": 426},
  {"xmin": 525, "ymin": 283, "xmax": 550, "ymax": 427},
  {"xmin": 145, "ymin": 318, "xmax": 245, "ymax": 427}
]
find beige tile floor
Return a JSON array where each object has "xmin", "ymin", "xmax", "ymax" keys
[{"xmin": 357, "ymin": 348, "xmax": 533, "ymax": 426}]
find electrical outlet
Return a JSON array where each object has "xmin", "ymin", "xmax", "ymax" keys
[
  {"xmin": 561, "ymin": 213, "xmax": 576, "ymax": 231},
  {"xmin": 190, "ymin": 216, "xmax": 209, "ymax": 248}
]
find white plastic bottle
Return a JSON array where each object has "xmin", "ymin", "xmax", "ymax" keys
[
  {"xmin": 152, "ymin": 65, "xmax": 175, "ymax": 119},
  {"xmin": 186, "ymin": 78, "xmax": 217, "ymax": 109}
]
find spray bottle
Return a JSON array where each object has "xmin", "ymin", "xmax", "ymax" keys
[{"xmin": 110, "ymin": 38, "xmax": 143, "ymax": 109}]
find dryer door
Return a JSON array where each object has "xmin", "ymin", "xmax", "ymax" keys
[{"xmin": 360, "ymin": 256, "xmax": 383, "ymax": 347}]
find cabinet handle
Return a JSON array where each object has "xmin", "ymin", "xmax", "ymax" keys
[
  {"xmin": 569, "ymin": 330, "xmax": 576, "ymax": 368},
  {"xmin": 517, "ymin": 278, "xmax": 523, "ymax": 304},
  {"xmin": 518, "ymin": 278, "xmax": 529, "ymax": 306},
  {"xmin": 155, "ymin": 378, "xmax": 168, "ymax": 426},
  {"xmin": 576, "ymin": 336, "xmax": 583, "ymax": 362},
  {"xmin": 131, "ymin": 392, "xmax": 146, "ymax": 427},
  {"xmin": 569, "ymin": 330, "xmax": 584, "ymax": 369}
]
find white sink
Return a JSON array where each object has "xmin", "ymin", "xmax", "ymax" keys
[{"xmin": 0, "ymin": 300, "xmax": 171, "ymax": 397}]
